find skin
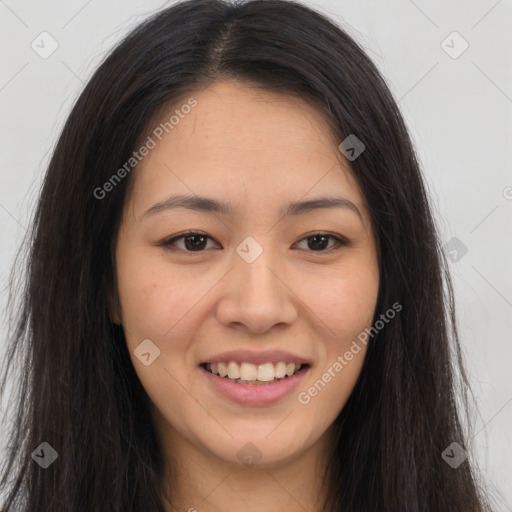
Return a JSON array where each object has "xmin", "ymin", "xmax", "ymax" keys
[{"xmin": 111, "ymin": 80, "xmax": 380, "ymax": 512}]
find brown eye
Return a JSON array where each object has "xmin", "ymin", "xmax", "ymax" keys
[
  {"xmin": 162, "ymin": 231, "xmax": 347, "ymax": 254},
  {"xmin": 182, "ymin": 234, "xmax": 208, "ymax": 251},
  {"xmin": 162, "ymin": 231, "xmax": 218, "ymax": 252},
  {"xmin": 294, "ymin": 233, "xmax": 347, "ymax": 252}
]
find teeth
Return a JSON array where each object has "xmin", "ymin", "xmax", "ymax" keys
[
  {"xmin": 218, "ymin": 362, "xmax": 228, "ymax": 377},
  {"xmin": 286, "ymin": 362, "xmax": 296, "ymax": 377},
  {"xmin": 205, "ymin": 361, "xmax": 303, "ymax": 382},
  {"xmin": 255, "ymin": 362, "xmax": 274, "ymax": 382},
  {"xmin": 240, "ymin": 362, "xmax": 258, "ymax": 381},
  {"xmin": 227, "ymin": 361, "xmax": 240, "ymax": 379},
  {"xmin": 274, "ymin": 361, "xmax": 287, "ymax": 378}
]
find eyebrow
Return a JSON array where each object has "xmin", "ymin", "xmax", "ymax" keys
[{"xmin": 141, "ymin": 194, "xmax": 362, "ymax": 220}]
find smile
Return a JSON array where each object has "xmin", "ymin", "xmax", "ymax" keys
[
  {"xmin": 203, "ymin": 361, "xmax": 306, "ymax": 385},
  {"xmin": 200, "ymin": 361, "xmax": 310, "ymax": 406}
]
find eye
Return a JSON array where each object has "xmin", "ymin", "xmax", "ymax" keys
[
  {"xmin": 293, "ymin": 233, "xmax": 348, "ymax": 252},
  {"xmin": 161, "ymin": 231, "xmax": 347, "ymax": 254},
  {"xmin": 161, "ymin": 231, "xmax": 219, "ymax": 252}
]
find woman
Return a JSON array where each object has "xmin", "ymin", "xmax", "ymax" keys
[{"xmin": 0, "ymin": 0, "xmax": 494, "ymax": 510}]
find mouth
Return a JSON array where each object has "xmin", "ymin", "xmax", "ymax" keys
[{"xmin": 200, "ymin": 361, "xmax": 310, "ymax": 385}]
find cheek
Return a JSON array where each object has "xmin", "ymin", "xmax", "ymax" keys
[
  {"xmin": 295, "ymin": 261, "xmax": 378, "ymax": 412},
  {"xmin": 115, "ymin": 255, "xmax": 185, "ymax": 346},
  {"xmin": 302, "ymin": 264, "xmax": 379, "ymax": 343},
  {"xmin": 295, "ymin": 271, "xmax": 376, "ymax": 429},
  {"xmin": 116, "ymin": 261, "xmax": 196, "ymax": 408}
]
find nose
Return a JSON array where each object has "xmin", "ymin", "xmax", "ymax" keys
[{"xmin": 215, "ymin": 246, "xmax": 298, "ymax": 334}]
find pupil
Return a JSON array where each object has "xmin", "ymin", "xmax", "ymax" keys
[
  {"xmin": 308, "ymin": 235, "xmax": 328, "ymax": 251},
  {"xmin": 185, "ymin": 235, "xmax": 207, "ymax": 251}
]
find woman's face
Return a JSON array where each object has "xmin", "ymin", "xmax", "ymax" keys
[{"xmin": 113, "ymin": 80, "xmax": 379, "ymax": 470}]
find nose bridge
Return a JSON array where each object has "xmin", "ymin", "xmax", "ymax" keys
[
  {"xmin": 234, "ymin": 235, "xmax": 282, "ymax": 302},
  {"xmin": 215, "ymin": 234, "xmax": 297, "ymax": 332}
]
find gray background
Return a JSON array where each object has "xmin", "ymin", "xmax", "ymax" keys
[{"xmin": 0, "ymin": 0, "xmax": 511, "ymax": 508}]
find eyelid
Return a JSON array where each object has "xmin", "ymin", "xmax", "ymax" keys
[
  {"xmin": 162, "ymin": 230, "xmax": 219, "ymax": 251},
  {"xmin": 161, "ymin": 231, "xmax": 349, "ymax": 253},
  {"xmin": 292, "ymin": 232, "xmax": 348, "ymax": 252}
]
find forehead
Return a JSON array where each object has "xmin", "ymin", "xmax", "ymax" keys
[{"xmin": 127, "ymin": 80, "xmax": 364, "ymax": 216}]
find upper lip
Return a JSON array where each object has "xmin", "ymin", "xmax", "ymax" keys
[{"xmin": 200, "ymin": 350, "xmax": 311, "ymax": 366}]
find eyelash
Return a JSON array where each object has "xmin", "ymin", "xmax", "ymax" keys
[{"xmin": 161, "ymin": 230, "xmax": 348, "ymax": 254}]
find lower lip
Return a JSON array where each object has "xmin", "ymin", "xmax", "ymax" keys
[{"xmin": 200, "ymin": 365, "xmax": 310, "ymax": 406}]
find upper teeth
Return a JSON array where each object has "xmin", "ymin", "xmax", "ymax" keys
[{"xmin": 206, "ymin": 361, "xmax": 302, "ymax": 381}]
